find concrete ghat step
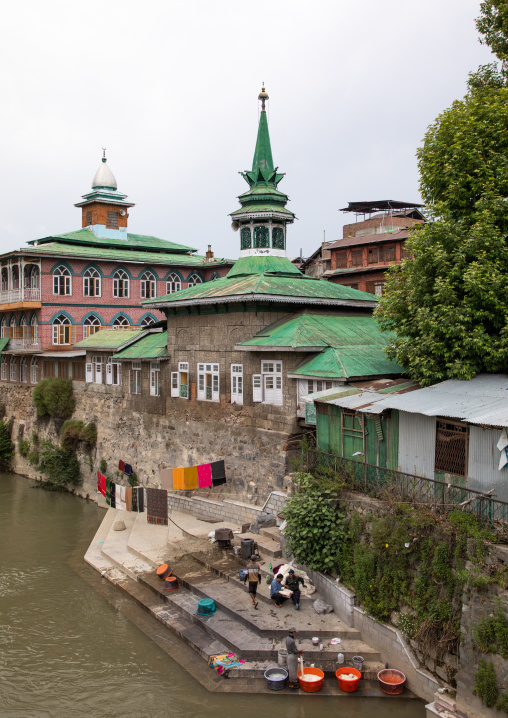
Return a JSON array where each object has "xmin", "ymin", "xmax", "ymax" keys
[
  {"xmin": 239, "ymin": 532, "xmax": 282, "ymax": 559},
  {"xmin": 260, "ymin": 526, "xmax": 281, "ymax": 541},
  {"xmin": 139, "ymin": 572, "xmax": 381, "ymax": 665},
  {"xmin": 101, "ymin": 512, "xmax": 154, "ymax": 580},
  {"xmin": 190, "ymin": 551, "xmax": 319, "ymax": 607},
  {"xmin": 126, "ymin": 511, "xmax": 171, "ymax": 568},
  {"xmin": 84, "ymin": 507, "xmax": 118, "ymax": 574},
  {"xmin": 231, "ymin": 659, "xmax": 388, "ymax": 681}
]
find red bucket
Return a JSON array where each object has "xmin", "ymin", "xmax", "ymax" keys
[
  {"xmin": 156, "ymin": 563, "xmax": 172, "ymax": 580},
  {"xmin": 335, "ymin": 667, "xmax": 361, "ymax": 692},
  {"xmin": 298, "ymin": 667, "xmax": 324, "ymax": 693}
]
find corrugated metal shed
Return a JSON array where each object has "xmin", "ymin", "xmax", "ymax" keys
[
  {"xmin": 376, "ymin": 374, "xmax": 508, "ymax": 427},
  {"xmin": 398, "ymin": 412, "xmax": 436, "ymax": 478},
  {"xmin": 112, "ymin": 332, "xmax": 169, "ymax": 360}
]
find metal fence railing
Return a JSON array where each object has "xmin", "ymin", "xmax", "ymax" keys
[{"xmin": 310, "ymin": 452, "xmax": 508, "ymax": 540}]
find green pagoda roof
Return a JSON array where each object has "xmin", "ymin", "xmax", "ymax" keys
[
  {"xmin": 27, "ymin": 228, "xmax": 198, "ymax": 254},
  {"xmin": 112, "ymin": 331, "xmax": 169, "ymax": 360},
  {"xmin": 227, "ymin": 256, "xmax": 302, "ymax": 278}
]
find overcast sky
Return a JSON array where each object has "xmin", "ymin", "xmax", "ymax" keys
[{"xmin": 0, "ymin": 0, "xmax": 494, "ymax": 261}]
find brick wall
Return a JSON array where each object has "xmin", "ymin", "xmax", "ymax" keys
[{"xmin": 342, "ymin": 215, "xmax": 422, "ymax": 238}]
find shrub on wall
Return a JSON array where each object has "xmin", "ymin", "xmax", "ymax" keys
[
  {"xmin": 18, "ymin": 437, "xmax": 30, "ymax": 457},
  {"xmin": 37, "ymin": 439, "xmax": 81, "ymax": 491},
  {"xmin": 60, "ymin": 420, "xmax": 97, "ymax": 452},
  {"xmin": 0, "ymin": 419, "xmax": 14, "ymax": 470},
  {"xmin": 32, "ymin": 379, "xmax": 76, "ymax": 428}
]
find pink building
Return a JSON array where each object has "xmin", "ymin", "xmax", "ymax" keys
[{"xmin": 0, "ymin": 154, "xmax": 232, "ymax": 383}]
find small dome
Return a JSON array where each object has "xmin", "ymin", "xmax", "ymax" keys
[{"xmin": 92, "ymin": 157, "xmax": 117, "ymax": 190}]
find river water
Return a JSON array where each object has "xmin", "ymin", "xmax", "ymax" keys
[{"xmin": 0, "ymin": 474, "xmax": 426, "ymax": 718}]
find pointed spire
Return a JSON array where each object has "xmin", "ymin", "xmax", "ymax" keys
[{"xmin": 252, "ymin": 100, "xmax": 274, "ymax": 175}]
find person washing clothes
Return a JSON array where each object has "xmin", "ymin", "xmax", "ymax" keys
[
  {"xmin": 243, "ymin": 555, "xmax": 261, "ymax": 609},
  {"xmin": 285, "ymin": 569, "xmax": 305, "ymax": 611},
  {"xmin": 270, "ymin": 574, "xmax": 288, "ymax": 607},
  {"xmin": 286, "ymin": 627, "xmax": 304, "ymax": 688}
]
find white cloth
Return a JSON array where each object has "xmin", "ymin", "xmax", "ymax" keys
[
  {"xmin": 276, "ymin": 563, "xmax": 315, "ymax": 596},
  {"xmin": 499, "ymin": 446, "xmax": 508, "ymax": 470}
]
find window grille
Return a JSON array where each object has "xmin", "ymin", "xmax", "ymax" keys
[
  {"xmin": 106, "ymin": 211, "xmax": 119, "ymax": 229},
  {"xmin": 254, "ymin": 226, "xmax": 269, "ymax": 248},
  {"xmin": 86, "ymin": 210, "xmax": 93, "ymax": 225},
  {"xmin": 241, "ymin": 227, "xmax": 252, "ymax": 250},
  {"xmin": 435, "ymin": 420, "xmax": 469, "ymax": 477},
  {"xmin": 272, "ymin": 226, "xmax": 284, "ymax": 250}
]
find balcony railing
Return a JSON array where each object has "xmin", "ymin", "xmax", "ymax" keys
[
  {"xmin": 0, "ymin": 287, "xmax": 41, "ymax": 304},
  {"xmin": 9, "ymin": 338, "xmax": 41, "ymax": 351}
]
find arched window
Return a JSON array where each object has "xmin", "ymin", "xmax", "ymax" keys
[
  {"xmin": 1, "ymin": 268, "xmax": 8, "ymax": 292},
  {"xmin": 30, "ymin": 316, "xmax": 38, "ymax": 343},
  {"xmin": 254, "ymin": 226, "xmax": 269, "ymax": 249},
  {"xmin": 113, "ymin": 315, "xmax": 129, "ymax": 328},
  {"xmin": 83, "ymin": 314, "xmax": 101, "ymax": 339},
  {"xmin": 0, "ymin": 317, "xmax": 6, "ymax": 339},
  {"xmin": 19, "ymin": 316, "xmax": 27, "ymax": 342},
  {"xmin": 83, "ymin": 268, "xmax": 101, "ymax": 297},
  {"xmin": 1, "ymin": 356, "xmax": 7, "ymax": 381},
  {"xmin": 11, "ymin": 266, "xmax": 19, "ymax": 290},
  {"xmin": 187, "ymin": 274, "xmax": 203, "ymax": 287},
  {"xmin": 9, "ymin": 317, "xmax": 16, "ymax": 340},
  {"xmin": 141, "ymin": 316, "xmax": 155, "ymax": 326},
  {"xmin": 30, "ymin": 357, "xmax": 38, "ymax": 384},
  {"xmin": 53, "ymin": 314, "xmax": 75, "ymax": 345},
  {"xmin": 166, "ymin": 273, "xmax": 182, "ymax": 294},
  {"xmin": 29, "ymin": 266, "xmax": 39, "ymax": 289},
  {"xmin": 272, "ymin": 226, "xmax": 285, "ymax": 250},
  {"xmin": 113, "ymin": 269, "xmax": 129, "ymax": 298},
  {"xmin": 19, "ymin": 357, "xmax": 27, "ymax": 383},
  {"xmin": 140, "ymin": 271, "xmax": 156, "ymax": 299},
  {"xmin": 9, "ymin": 356, "xmax": 17, "ymax": 382},
  {"xmin": 53, "ymin": 266, "xmax": 71, "ymax": 296}
]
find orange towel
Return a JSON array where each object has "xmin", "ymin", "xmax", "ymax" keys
[
  {"xmin": 172, "ymin": 467, "xmax": 185, "ymax": 490},
  {"xmin": 184, "ymin": 465, "xmax": 199, "ymax": 490}
]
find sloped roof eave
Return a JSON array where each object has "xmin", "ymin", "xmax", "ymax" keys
[{"xmin": 147, "ymin": 294, "xmax": 377, "ymax": 309}]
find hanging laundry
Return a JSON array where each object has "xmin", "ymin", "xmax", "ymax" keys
[
  {"xmin": 97, "ymin": 471, "xmax": 107, "ymax": 497},
  {"xmin": 184, "ymin": 465, "xmax": 199, "ymax": 490},
  {"xmin": 97, "ymin": 471, "xmax": 101, "ymax": 493},
  {"xmin": 146, "ymin": 488, "xmax": 168, "ymax": 525},
  {"xmin": 106, "ymin": 476, "xmax": 111, "ymax": 506},
  {"xmin": 124, "ymin": 464, "xmax": 133, "ymax": 476},
  {"xmin": 110, "ymin": 482, "xmax": 116, "ymax": 509},
  {"xmin": 117, "ymin": 485, "xmax": 127, "ymax": 512},
  {"xmin": 159, "ymin": 468, "xmax": 173, "ymax": 490},
  {"xmin": 125, "ymin": 486, "xmax": 132, "ymax": 512},
  {"xmin": 172, "ymin": 467, "xmax": 185, "ymax": 490},
  {"xmin": 118, "ymin": 460, "xmax": 126, "ymax": 472},
  {"xmin": 131, "ymin": 486, "xmax": 138, "ymax": 512},
  {"xmin": 197, "ymin": 463, "xmax": 212, "ymax": 488},
  {"xmin": 211, "ymin": 460, "xmax": 227, "ymax": 487},
  {"xmin": 137, "ymin": 486, "xmax": 145, "ymax": 513}
]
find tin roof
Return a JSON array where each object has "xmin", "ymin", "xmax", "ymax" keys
[
  {"xmin": 374, "ymin": 374, "xmax": 508, "ymax": 427},
  {"xmin": 27, "ymin": 228, "xmax": 198, "ymax": 254},
  {"xmin": 340, "ymin": 200, "xmax": 423, "ymax": 213},
  {"xmin": 326, "ymin": 229, "xmax": 411, "ymax": 249},
  {"xmin": 74, "ymin": 329, "xmax": 145, "ymax": 351},
  {"xmin": 308, "ymin": 378, "xmax": 419, "ymax": 411},
  {"xmin": 112, "ymin": 331, "xmax": 169, "ymax": 360}
]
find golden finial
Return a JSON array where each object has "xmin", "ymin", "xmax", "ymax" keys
[{"xmin": 258, "ymin": 84, "xmax": 269, "ymax": 111}]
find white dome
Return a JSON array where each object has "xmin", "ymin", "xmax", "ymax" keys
[{"xmin": 92, "ymin": 159, "xmax": 117, "ymax": 190}]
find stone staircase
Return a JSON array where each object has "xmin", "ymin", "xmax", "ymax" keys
[{"xmin": 84, "ymin": 509, "xmax": 413, "ymax": 697}]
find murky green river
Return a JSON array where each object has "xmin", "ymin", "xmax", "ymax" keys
[{"xmin": 0, "ymin": 474, "xmax": 426, "ymax": 717}]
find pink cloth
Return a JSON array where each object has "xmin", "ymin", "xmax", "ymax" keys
[{"xmin": 197, "ymin": 463, "xmax": 212, "ymax": 488}]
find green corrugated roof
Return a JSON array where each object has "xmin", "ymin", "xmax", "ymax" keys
[
  {"xmin": 145, "ymin": 270, "xmax": 377, "ymax": 307},
  {"xmin": 0, "ymin": 338, "xmax": 9, "ymax": 353},
  {"xmin": 74, "ymin": 329, "xmax": 144, "ymax": 350},
  {"xmin": 112, "ymin": 331, "xmax": 169, "ymax": 360},
  {"xmin": 28, "ymin": 228, "xmax": 198, "ymax": 254},
  {"xmin": 23, "ymin": 241, "xmax": 231, "ymax": 267},
  {"xmin": 290, "ymin": 346, "xmax": 403, "ymax": 379},
  {"xmin": 230, "ymin": 203, "xmax": 294, "ymax": 217},
  {"xmin": 227, "ymin": 256, "xmax": 302, "ymax": 278}
]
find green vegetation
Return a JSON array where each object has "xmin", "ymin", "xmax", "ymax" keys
[
  {"xmin": 60, "ymin": 420, "xmax": 97, "ymax": 452},
  {"xmin": 32, "ymin": 379, "xmax": 76, "ymax": 428},
  {"xmin": 128, "ymin": 471, "xmax": 138, "ymax": 487},
  {"xmin": 99, "ymin": 458, "xmax": 107, "ymax": 474},
  {"xmin": 35, "ymin": 440, "xmax": 81, "ymax": 491},
  {"xmin": 475, "ymin": 659, "xmax": 499, "ymax": 708},
  {"xmin": 0, "ymin": 419, "xmax": 14, "ymax": 470},
  {"xmin": 473, "ymin": 601, "xmax": 508, "ymax": 658},
  {"xmin": 18, "ymin": 437, "xmax": 30, "ymax": 457}
]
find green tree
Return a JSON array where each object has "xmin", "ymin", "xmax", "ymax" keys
[
  {"xmin": 377, "ymin": 8, "xmax": 508, "ymax": 385},
  {"xmin": 476, "ymin": 1, "xmax": 508, "ymax": 66},
  {"xmin": 0, "ymin": 419, "xmax": 14, "ymax": 470}
]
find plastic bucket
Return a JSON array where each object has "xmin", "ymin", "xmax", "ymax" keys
[
  {"xmin": 241, "ymin": 538, "xmax": 254, "ymax": 559},
  {"xmin": 336, "ymin": 667, "xmax": 361, "ymax": 693},
  {"xmin": 377, "ymin": 669, "xmax": 406, "ymax": 695},
  {"xmin": 277, "ymin": 649, "xmax": 287, "ymax": 667},
  {"xmin": 163, "ymin": 576, "xmax": 180, "ymax": 591},
  {"xmin": 298, "ymin": 667, "xmax": 324, "ymax": 693},
  {"xmin": 352, "ymin": 655, "xmax": 364, "ymax": 672},
  {"xmin": 197, "ymin": 598, "xmax": 216, "ymax": 615},
  {"xmin": 156, "ymin": 563, "xmax": 171, "ymax": 580},
  {"xmin": 264, "ymin": 667, "xmax": 288, "ymax": 691}
]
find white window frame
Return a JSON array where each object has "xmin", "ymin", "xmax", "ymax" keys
[
  {"xmin": 9, "ymin": 356, "xmax": 17, "ymax": 382},
  {"xmin": 19, "ymin": 356, "xmax": 27, "ymax": 383},
  {"xmin": 171, "ymin": 371, "xmax": 179, "ymax": 397},
  {"xmin": 260, "ymin": 361, "xmax": 283, "ymax": 405},
  {"xmin": 91, "ymin": 355, "xmax": 103, "ymax": 384},
  {"xmin": 197, "ymin": 362, "xmax": 219, "ymax": 402},
  {"xmin": 83, "ymin": 268, "xmax": 101, "ymax": 297},
  {"xmin": 140, "ymin": 271, "xmax": 157, "ymax": 299},
  {"xmin": 30, "ymin": 357, "xmax": 38, "ymax": 384},
  {"xmin": 129, "ymin": 361, "xmax": 141, "ymax": 394},
  {"xmin": 252, "ymin": 374, "xmax": 263, "ymax": 402},
  {"xmin": 187, "ymin": 273, "xmax": 202, "ymax": 287},
  {"xmin": 178, "ymin": 361, "xmax": 189, "ymax": 399},
  {"xmin": 106, "ymin": 356, "xmax": 122, "ymax": 386},
  {"xmin": 52, "ymin": 315, "xmax": 75, "ymax": 346},
  {"xmin": 83, "ymin": 315, "xmax": 101, "ymax": 339},
  {"xmin": 150, "ymin": 362, "xmax": 160, "ymax": 396},
  {"xmin": 112, "ymin": 315, "xmax": 130, "ymax": 328},
  {"xmin": 231, "ymin": 364, "xmax": 243, "ymax": 404},
  {"xmin": 53, "ymin": 266, "xmax": 71, "ymax": 296},
  {"xmin": 141, "ymin": 316, "xmax": 155, "ymax": 326},
  {"xmin": 113, "ymin": 270, "xmax": 130, "ymax": 298},
  {"xmin": 166, "ymin": 273, "xmax": 182, "ymax": 294}
]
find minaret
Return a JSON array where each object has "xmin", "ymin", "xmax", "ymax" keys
[
  {"xmin": 74, "ymin": 150, "xmax": 135, "ymax": 240},
  {"xmin": 230, "ymin": 86, "xmax": 295, "ymax": 258}
]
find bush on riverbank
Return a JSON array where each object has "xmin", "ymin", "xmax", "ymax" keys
[
  {"xmin": 0, "ymin": 418, "xmax": 14, "ymax": 470},
  {"xmin": 35, "ymin": 440, "xmax": 81, "ymax": 491},
  {"xmin": 60, "ymin": 420, "xmax": 97, "ymax": 452},
  {"xmin": 32, "ymin": 379, "xmax": 75, "ymax": 429}
]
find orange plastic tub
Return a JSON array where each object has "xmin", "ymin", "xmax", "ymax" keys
[
  {"xmin": 298, "ymin": 667, "xmax": 324, "ymax": 692},
  {"xmin": 335, "ymin": 667, "xmax": 361, "ymax": 692}
]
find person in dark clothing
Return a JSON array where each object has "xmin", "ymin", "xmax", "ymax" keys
[
  {"xmin": 270, "ymin": 574, "xmax": 288, "ymax": 607},
  {"xmin": 243, "ymin": 556, "xmax": 261, "ymax": 609},
  {"xmin": 286, "ymin": 627, "xmax": 304, "ymax": 688},
  {"xmin": 285, "ymin": 569, "xmax": 306, "ymax": 611}
]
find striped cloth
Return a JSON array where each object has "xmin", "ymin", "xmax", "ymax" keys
[{"xmin": 146, "ymin": 488, "xmax": 168, "ymax": 525}]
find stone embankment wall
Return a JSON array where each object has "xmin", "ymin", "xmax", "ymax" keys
[
  {"xmin": 0, "ymin": 382, "xmax": 291, "ymax": 505},
  {"xmin": 166, "ymin": 490, "xmax": 288, "ymax": 525}
]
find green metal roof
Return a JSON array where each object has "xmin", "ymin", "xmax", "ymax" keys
[
  {"xmin": 145, "ymin": 269, "xmax": 377, "ymax": 309},
  {"xmin": 23, "ymin": 241, "xmax": 231, "ymax": 267},
  {"xmin": 226, "ymin": 256, "xmax": 302, "ymax": 278},
  {"xmin": 27, "ymin": 228, "xmax": 198, "ymax": 254},
  {"xmin": 112, "ymin": 331, "xmax": 169, "ymax": 360},
  {"xmin": 230, "ymin": 203, "xmax": 294, "ymax": 218},
  {"xmin": 74, "ymin": 329, "xmax": 144, "ymax": 350},
  {"xmin": 290, "ymin": 346, "xmax": 403, "ymax": 379},
  {"xmin": 0, "ymin": 338, "xmax": 9, "ymax": 354}
]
